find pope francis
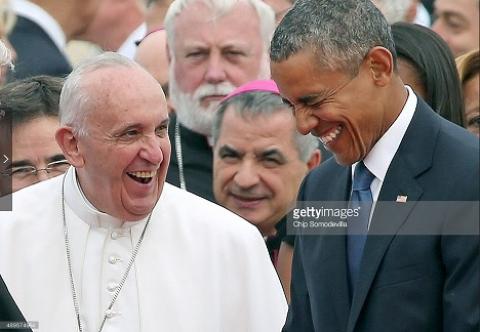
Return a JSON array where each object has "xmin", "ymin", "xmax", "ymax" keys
[{"xmin": 0, "ymin": 53, "xmax": 287, "ymax": 332}]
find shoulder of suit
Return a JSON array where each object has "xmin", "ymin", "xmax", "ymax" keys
[
  {"xmin": 306, "ymin": 157, "xmax": 345, "ymax": 183},
  {"xmin": 438, "ymin": 118, "xmax": 479, "ymax": 155}
]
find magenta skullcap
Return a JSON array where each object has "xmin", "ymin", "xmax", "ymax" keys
[{"xmin": 221, "ymin": 79, "xmax": 280, "ymax": 103}]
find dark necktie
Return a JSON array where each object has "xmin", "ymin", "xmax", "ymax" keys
[{"xmin": 347, "ymin": 161, "xmax": 375, "ymax": 297}]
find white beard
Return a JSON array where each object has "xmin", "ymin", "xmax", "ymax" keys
[
  {"xmin": 169, "ymin": 51, "xmax": 270, "ymax": 136},
  {"xmin": 169, "ymin": 77, "xmax": 236, "ymax": 136}
]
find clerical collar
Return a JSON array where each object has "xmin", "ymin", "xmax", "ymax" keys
[{"xmin": 63, "ymin": 167, "xmax": 148, "ymax": 229}]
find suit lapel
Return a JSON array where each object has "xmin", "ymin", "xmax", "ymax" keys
[
  {"xmin": 347, "ymin": 157, "xmax": 423, "ymax": 331},
  {"xmin": 319, "ymin": 165, "xmax": 352, "ymax": 329},
  {"xmin": 346, "ymin": 99, "xmax": 439, "ymax": 332}
]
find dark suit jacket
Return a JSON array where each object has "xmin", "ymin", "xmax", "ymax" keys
[
  {"xmin": 284, "ymin": 98, "xmax": 480, "ymax": 332},
  {"xmin": 8, "ymin": 16, "xmax": 72, "ymax": 80},
  {"xmin": 0, "ymin": 275, "xmax": 32, "ymax": 332}
]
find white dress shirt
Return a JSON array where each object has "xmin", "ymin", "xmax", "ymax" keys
[{"xmin": 352, "ymin": 85, "xmax": 417, "ymax": 228}]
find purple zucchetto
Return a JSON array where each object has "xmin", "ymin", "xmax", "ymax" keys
[{"xmin": 221, "ymin": 79, "xmax": 280, "ymax": 103}]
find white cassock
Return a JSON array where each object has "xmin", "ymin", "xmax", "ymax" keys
[{"xmin": 0, "ymin": 167, "xmax": 287, "ymax": 332}]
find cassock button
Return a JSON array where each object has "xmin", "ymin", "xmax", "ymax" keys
[
  {"xmin": 105, "ymin": 309, "xmax": 115, "ymax": 319},
  {"xmin": 111, "ymin": 231, "xmax": 120, "ymax": 240},
  {"xmin": 107, "ymin": 282, "xmax": 118, "ymax": 292},
  {"xmin": 108, "ymin": 255, "xmax": 120, "ymax": 264}
]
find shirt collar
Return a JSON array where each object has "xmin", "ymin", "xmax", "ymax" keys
[
  {"xmin": 63, "ymin": 166, "xmax": 148, "ymax": 229},
  {"xmin": 355, "ymin": 85, "xmax": 417, "ymax": 181},
  {"xmin": 117, "ymin": 23, "xmax": 147, "ymax": 59},
  {"xmin": 12, "ymin": 0, "xmax": 67, "ymax": 50}
]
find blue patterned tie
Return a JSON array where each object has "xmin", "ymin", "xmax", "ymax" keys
[{"xmin": 347, "ymin": 161, "xmax": 375, "ymax": 297}]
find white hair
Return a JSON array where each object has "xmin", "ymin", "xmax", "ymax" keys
[
  {"xmin": 164, "ymin": 0, "xmax": 274, "ymax": 135},
  {"xmin": 164, "ymin": 0, "xmax": 275, "ymax": 57},
  {"xmin": 59, "ymin": 52, "xmax": 143, "ymax": 136}
]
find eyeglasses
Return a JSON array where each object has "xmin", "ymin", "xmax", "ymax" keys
[{"xmin": 1, "ymin": 160, "xmax": 71, "ymax": 179}]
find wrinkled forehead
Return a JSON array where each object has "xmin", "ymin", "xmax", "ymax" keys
[
  {"xmin": 219, "ymin": 106, "xmax": 298, "ymax": 144},
  {"xmin": 12, "ymin": 117, "xmax": 62, "ymax": 159}
]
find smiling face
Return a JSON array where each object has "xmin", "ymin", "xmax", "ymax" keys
[
  {"xmin": 213, "ymin": 108, "xmax": 308, "ymax": 236},
  {"xmin": 169, "ymin": 0, "xmax": 269, "ymax": 134},
  {"xmin": 271, "ymin": 49, "xmax": 395, "ymax": 166},
  {"xmin": 432, "ymin": 0, "xmax": 479, "ymax": 57},
  {"xmin": 70, "ymin": 66, "xmax": 171, "ymax": 221}
]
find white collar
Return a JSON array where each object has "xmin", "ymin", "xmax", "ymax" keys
[
  {"xmin": 354, "ymin": 85, "xmax": 417, "ymax": 181},
  {"xmin": 118, "ymin": 23, "xmax": 147, "ymax": 59},
  {"xmin": 11, "ymin": 0, "xmax": 67, "ymax": 50},
  {"xmin": 63, "ymin": 167, "xmax": 148, "ymax": 229}
]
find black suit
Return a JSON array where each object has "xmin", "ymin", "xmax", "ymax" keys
[
  {"xmin": 284, "ymin": 98, "xmax": 479, "ymax": 331},
  {"xmin": 0, "ymin": 275, "xmax": 31, "ymax": 332},
  {"xmin": 8, "ymin": 16, "xmax": 72, "ymax": 80}
]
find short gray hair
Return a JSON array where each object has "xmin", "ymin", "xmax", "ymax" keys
[
  {"xmin": 164, "ymin": 0, "xmax": 275, "ymax": 56},
  {"xmin": 212, "ymin": 92, "xmax": 319, "ymax": 162},
  {"xmin": 270, "ymin": 0, "xmax": 396, "ymax": 76},
  {"xmin": 59, "ymin": 52, "xmax": 143, "ymax": 136}
]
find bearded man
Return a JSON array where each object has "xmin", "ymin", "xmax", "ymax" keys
[{"xmin": 164, "ymin": 0, "xmax": 275, "ymax": 202}]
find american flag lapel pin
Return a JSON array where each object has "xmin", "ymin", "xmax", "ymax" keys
[{"xmin": 396, "ymin": 195, "xmax": 408, "ymax": 203}]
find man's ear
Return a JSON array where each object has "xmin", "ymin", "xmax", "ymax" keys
[
  {"xmin": 364, "ymin": 46, "xmax": 394, "ymax": 87},
  {"xmin": 306, "ymin": 149, "xmax": 321, "ymax": 170},
  {"xmin": 55, "ymin": 126, "xmax": 84, "ymax": 167}
]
